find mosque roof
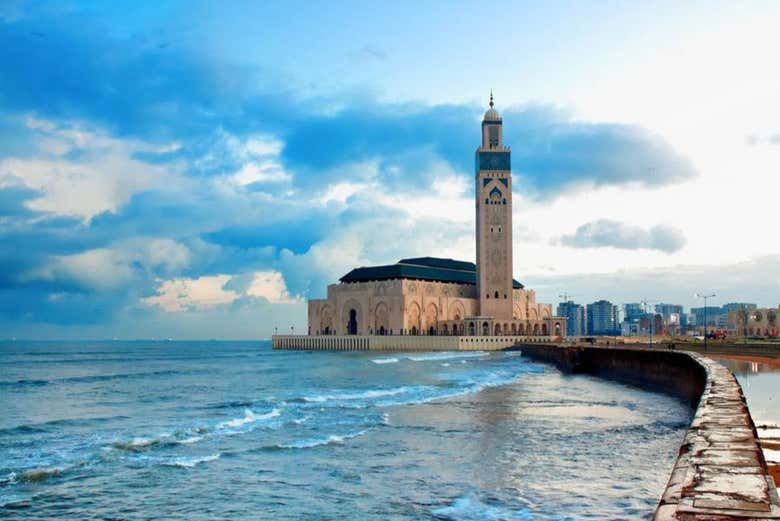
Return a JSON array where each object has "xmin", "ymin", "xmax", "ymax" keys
[{"xmin": 339, "ymin": 256, "xmax": 524, "ymax": 288}]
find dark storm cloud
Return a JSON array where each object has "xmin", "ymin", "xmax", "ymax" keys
[{"xmin": 559, "ymin": 219, "xmax": 687, "ymax": 253}]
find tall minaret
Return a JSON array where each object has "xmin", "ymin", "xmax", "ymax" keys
[{"xmin": 475, "ymin": 92, "xmax": 513, "ymax": 321}]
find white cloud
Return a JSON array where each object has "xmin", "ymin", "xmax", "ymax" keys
[
  {"xmin": 143, "ymin": 269, "xmax": 299, "ymax": 312},
  {"xmin": 142, "ymin": 274, "xmax": 239, "ymax": 312},
  {"xmin": 246, "ymin": 271, "xmax": 300, "ymax": 303},
  {"xmin": 22, "ymin": 239, "xmax": 192, "ymax": 291},
  {"xmin": 0, "ymin": 117, "xmax": 184, "ymax": 219}
]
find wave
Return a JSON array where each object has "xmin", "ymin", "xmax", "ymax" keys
[
  {"xmin": 370, "ymin": 357, "xmax": 399, "ymax": 365},
  {"xmin": 276, "ymin": 430, "xmax": 367, "ymax": 449},
  {"xmin": 177, "ymin": 435, "xmax": 203, "ymax": 445},
  {"xmin": 368, "ymin": 352, "xmax": 489, "ymax": 366},
  {"xmin": 203, "ymin": 399, "xmax": 254, "ymax": 410},
  {"xmin": 0, "ymin": 379, "xmax": 48, "ymax": 388},
  {"xmin": 112, "ymin": 430, "xmax": 209, "ymax": 451},
  {"xmin": 218, "ymin": 408, "xmax": 281, "ymax": 429},
  {"xmin": 432, "ymin": 494, "xmax": 534, "ymax": 520},
  {"xmin": 302, "ymin": 387, "xmax": 417, "ymax": 403},
  {"xmin": 161, "ymin": 454, "xmax": 220, "ymax": 468},
  {"xmin": 407, "ymin": 352, "xmax": 489, "ymax": 362},
  {"xmin": 3, "ymin": 467, "xmax": 64, "ymax": 485},
  {"xmin": 0, "ymin": 370, "xmax": 187, "ymax": 388},
  {"xmin": 112, "ymin": 434, "xmax": 173, "ymax": 452}
]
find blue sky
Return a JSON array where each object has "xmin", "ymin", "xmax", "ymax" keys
[{"xmin": 1, "ymin": 1, "xmax": 779, "ymax": 338}]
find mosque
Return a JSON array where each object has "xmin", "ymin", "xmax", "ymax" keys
[{"xmin": 307, "ymin": 95, "xmax": 566, "ymax": 339}]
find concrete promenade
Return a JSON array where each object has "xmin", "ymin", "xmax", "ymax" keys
[
  {"xmin": 521, "ymin": 344, "xmax": 780, "ymax": 520},
  {"xmin": 271, "ymin": 334, "xmax": 556, "ymax": 351}
]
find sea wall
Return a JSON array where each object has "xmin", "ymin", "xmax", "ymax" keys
[
  {"xmin": 271, "ymin": 334, "xmax": 555, "ymax": 352},
  {"xmin": 521, "ymin": 344, "xmax": 780, "ymax": 519}
]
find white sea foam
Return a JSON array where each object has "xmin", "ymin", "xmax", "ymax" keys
[
  {"xmin": 432, "ymin": 494, "xmax": 534, "ymax": 521},
  {"xmin": 163, "ymin": 453, "xmax": 220, "ymax": 468},
  {"xmin": 370, "ymin": 357, "xmax": 399, "ymax": 364},
  {"xmin": 407, "ymin": 352, "xmax": 488, "ymax": 362},
  {"xmin": 278, "ymin": 430, "xmax": 367, "ymax": 449},
  {"xmin": 112, "ymin": 433, "xmax": 172, "ymax": 451},
  {"xmin": 303, "ymin": 387, "xmax": 413, "ymax": 403},
  {"xmin": 177, "ymin": 435, "xmax": 203, "ymax": 445},
  {"xmin": 218, "ymin": 408, "xmax": 280, "ymax": 429}
]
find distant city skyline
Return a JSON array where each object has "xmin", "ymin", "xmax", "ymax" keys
[{"xmin": 1, "ymin": 1, "xmax": 779, "ymax": 338}]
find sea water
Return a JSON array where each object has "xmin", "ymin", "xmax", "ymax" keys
[{"xmin": 0, "ymin": 341, "xmax": 691, "ymax": 520}]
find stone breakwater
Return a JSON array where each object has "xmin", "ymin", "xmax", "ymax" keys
[{"xmin": 520, "ymin": 344, "xmax": 780, "ymax": 520}]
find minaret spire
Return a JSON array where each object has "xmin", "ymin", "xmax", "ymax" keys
[{"xmin": 489, "ymin": 89, "xmax": 494, "ymax": 108}]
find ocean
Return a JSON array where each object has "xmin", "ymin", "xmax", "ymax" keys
[{"xmin": 0, "ymin": 341, "xmax": 691, "ymax": 520}]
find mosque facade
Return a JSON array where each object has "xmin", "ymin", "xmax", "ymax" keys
[{"xmin": 307, "ymin": 96, "xmax": 566, "ymax": 338}]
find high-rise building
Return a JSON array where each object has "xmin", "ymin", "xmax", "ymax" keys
[
  {"xmin": 655, "ymin": 303, "xmax": 684, "ymax": 318},
  {"xmin": 722, "ymin": 302, "xmax": 757, "ymax": 313},
  {"xmin": 623, "ymin": 303, "xmax": 645, "ymax": 322},
  {"xmin": 691, "ymin": 306, "xmax": 723, "ymax": 327},
  {"xmin": 557, "ymin": 301, "xmax": 586, "ymax": 336},
  {"xmin": 655, "ymin": 303, "xmax": 685, "ymax": 332},
  {"xmin": 587, "ymin": 300, "xmax": 620, "ymax": 335}
]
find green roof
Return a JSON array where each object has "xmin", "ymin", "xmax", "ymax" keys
[{"xmin": 339, "ymin": 256, "xmax": 524, "ymax": 288}]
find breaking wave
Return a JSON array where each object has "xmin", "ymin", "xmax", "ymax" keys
[
  {"xmin": 161, "ymin": 454, "xmax": 220, "ymax": 468},
  {"xmin": 3, "ymin": 467, "xmax": 64, "ymax": 485},
  {"xmin": 370, "ymin": 357, "xmax": 399, "ymax": 364},
  {"xmin": 217, "ymin": 408, "xmax": 281, "ymax": 429},
  {"xmin": 432, "ymin": 494, "xmax": 534, "ymax": 521},
  {"xmin": 276, "ymin": 430, "xmax": 367, "ymax": 449}
]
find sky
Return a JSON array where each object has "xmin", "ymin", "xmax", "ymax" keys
[{"xmin": 1, "ymin": 0, "xmax": 779, "ymax": 339}]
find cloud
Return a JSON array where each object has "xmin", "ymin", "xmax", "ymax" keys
[
  {"xmin": 0, "ymin": 15, "xmax": 695, "ymax": 198},
  {"xmin": 559, "ymin": 219, "xmax": 686, "ymax": 253},
  {"xmin": 142, "ymin": 274, "xmax": 239, "ymax": 312},
  {"xmin": 143, "ymin": 269, "xmax": 299, "ymax": 312},
  {"xmin": 0, "ymin": 7, "xmax": 700, "ymax": 337},
  {"xmin": 747, "ymin": 133, "xmax": 780, "ymax": 146},
  {"xmin": 506, "ymin": 107, "xmax": 697, "ymax": 195}
]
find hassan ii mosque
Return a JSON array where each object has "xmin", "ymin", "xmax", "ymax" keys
[{"xmin": 307, "ymin": 95, "xmax": 566, "ymax": 339}]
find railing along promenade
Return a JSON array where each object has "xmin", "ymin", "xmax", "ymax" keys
[{"xmin": 271, "ymin": 334, "xmax": 555, "ymax": 351}]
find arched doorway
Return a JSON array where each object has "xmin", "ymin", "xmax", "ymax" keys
[
  {"xmin": 533, "ymin": 324, "xmax": 539, "ymax": 335},
  {"xmin": 554, "ymin": 322, "xmax": 561, "ymax": 336},
  {"xmin": 428, "ymin": 326, "xmax": 435, "ymax": 336},
  {"xmin": 347, "ymin": 309, "xmax": 358, "ymax": 335},
  {"xmin": 482, "ymin": 322, "xmax": 489, "ymax": 336},
  {"xmin": 542, "ymin": 323, "xmax": 548, "ymax": 335},
  {"xmin": 494, "ymin": 323, "xmax": 502, "ymax": 336},
  {"xmin": 469, "ymin": 322, "xmax": 476, "ymax": 336},
  {"xmin": 411, "ymin": 326, "xmax": 418, "ymax": 335},
  {"xmin": 379, "ymin": 326, "xmax": 386, "ymax": 335}
]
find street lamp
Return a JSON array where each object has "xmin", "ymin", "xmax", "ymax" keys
[
  {"xmin": 695, "ymin": 293, "xmax": 716, "ymax": 351},
  {"xmin": 640, "ymin": 299, "xmax": 659, "ymax": 346}
]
